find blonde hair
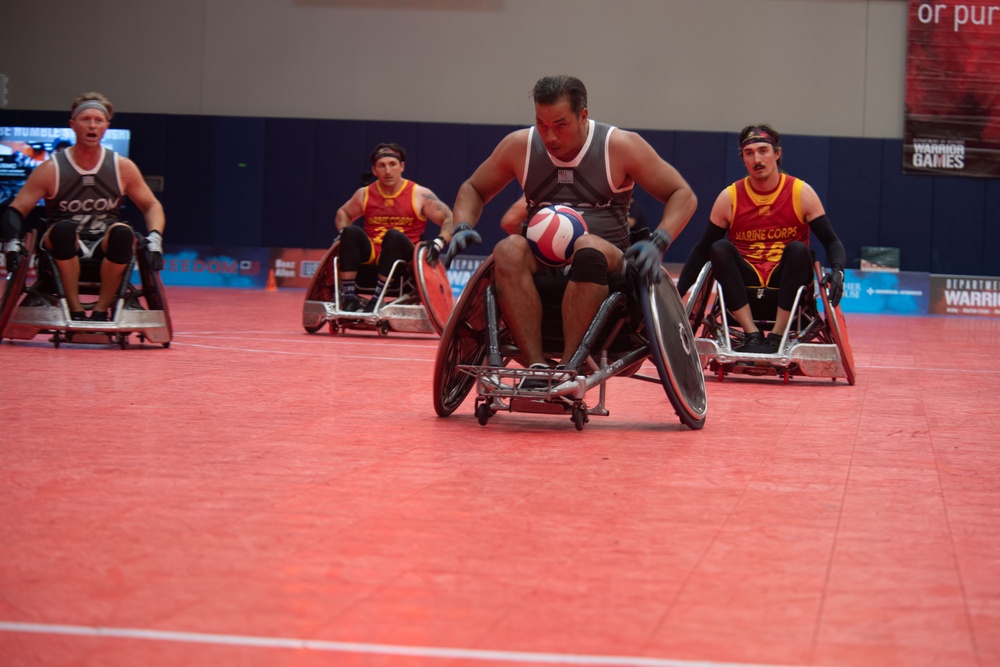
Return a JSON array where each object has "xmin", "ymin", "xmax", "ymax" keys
[{"xmin": 70, "ymin": 92, "xmax": 115, "ymax": 120}]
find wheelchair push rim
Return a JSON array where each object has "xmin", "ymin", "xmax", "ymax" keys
[
  {"xmin": 815, "ymin": 262, "xmax": 856, "ymax": 385},
  {"xmin": 432, "ymin": 256, "xmax": 494, "ymax": 416},
  {"xmin": 414, "ymin": 244, "xmax": 455, "ymax": 335},
  {"xmin": 1, "ymin": 231, "xmax": 36, "ymax": 338},
  {"xmin": 641, "ymin": 268, "xmax": 708, "ymax": 430}
]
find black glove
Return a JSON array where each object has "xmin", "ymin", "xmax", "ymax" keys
[
  {"xmin": 441, "ymin": 223, "xmax": 482, "ymax": 269},
  {"xmin": 822, "ymin": 265, "xmax": 844, "ymax": 308},
  {"xmin": 424, "ymin": 236, "xmax": 447, "ymax": 267},
  {"xmin": 623, "ymin": 228, "xmax": 672, "ymax": 283},
  {"xmin": 3, "ymin": 239, "xmax": 26, "ymax": 275},
  {"xmin": 145, "ymin": 230, "xmax": 164, "ymax": 272}
]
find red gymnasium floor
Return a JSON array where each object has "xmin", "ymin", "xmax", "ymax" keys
[{"xmin": 1, "ymin": 286, "xmax": 998, "ymax": 667}]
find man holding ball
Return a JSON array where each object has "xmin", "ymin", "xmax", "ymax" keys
[{"xmin": 450, "ymin": 75, "xmax": 697, "ymax": 385}]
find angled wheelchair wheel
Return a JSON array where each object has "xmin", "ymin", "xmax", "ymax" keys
[
  {"xmin": 137, "ymin": 243, "xmax": 173, "ymax": 345},
  {"xmin": 1, "ymin": 231, "xmax": 35, "ymax": 340},
  {"xmin": 303, "ymin": 241, "xmax": 339, "ymax": 332},
  {"xmin": 684, "ymin": 261, "xmax": 715, "ymax": 336},
  {"xmin": 815, "ymin": 262, "xmax": 856, "ymax": 385},
  {"xmin": 433, "ymin": 256, "xmax": 495, "ymax": 417},
  {"xmin": 414, "ymin": 244, "xmax": 455, "ymax": 335},
  {"xmin": 305, "ymin": 241, "xmax": 340, "ymax": 304},
  {"xmin": 641, "ymin": 267, "xmax": 708, "ymax": 430}
]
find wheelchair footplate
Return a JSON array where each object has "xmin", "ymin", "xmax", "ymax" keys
[
  {"xmin": 310, "ymin": 294, "xmax": 434, "ymax": 337},
  {"xmin": 700, "ymin": 335, "xmax": 848, "ymax": 384},
  {"xmin": 457, "ymin": 364, "xmax": 602, "ymax": 431}
]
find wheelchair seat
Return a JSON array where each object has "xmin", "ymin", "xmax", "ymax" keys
[
  {"xmin": 683, "ymin": 261, "xmax": 855, "ymax": 384},
  {"xmin": 302, "ymin": 240, "xmax": 454, "ymax": 336},
  {"xmin": 432, "ymin": 256, "xmax": 707, "ymax": 431},
  {"xmin": 0, "ymin": 229, "xmax": 173, "ymax": 349}
]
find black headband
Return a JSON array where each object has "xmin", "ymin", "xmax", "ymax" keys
[
  {"xmin": 372, "ymin": 148, "xmax": 402, "ymax": 164},
  {"xmin": 740, "ymin": 128, "xmax": 779, "ymax": 149}
]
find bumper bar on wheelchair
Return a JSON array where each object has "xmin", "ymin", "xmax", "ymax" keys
[{"xmin": 458, "ymin": 343, "xmax": 649, "ymax": 401}]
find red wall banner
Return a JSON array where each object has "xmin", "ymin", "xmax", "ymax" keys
[{"xmin": 904, "ymin": 1, "xmax": 1000, "ymax": 177}]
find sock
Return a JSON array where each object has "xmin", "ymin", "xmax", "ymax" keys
[
  {"xmin": 342, "ymin": 279, "xmax": 356, "ymax": 301},
  {"xmin": 371, "ymin": 277, "xmax": 386, "ymax": 302}
]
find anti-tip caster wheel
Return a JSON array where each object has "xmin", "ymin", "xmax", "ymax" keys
[{"xmin": 475, "ymin": 401, "xmax": 492, "ymax": 426}]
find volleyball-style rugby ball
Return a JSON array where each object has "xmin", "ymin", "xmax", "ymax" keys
[{"xmin": 526, "ymin": 205, "xmax": 588, "ymax": 267}]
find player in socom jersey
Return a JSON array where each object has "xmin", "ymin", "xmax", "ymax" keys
[{"xmin": 1, "ymin": 92, "xmax": 165, "ymax": 321}]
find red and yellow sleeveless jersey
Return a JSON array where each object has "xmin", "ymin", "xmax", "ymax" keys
[
  {"xmin": 362, "ymin": 179, "xmax": 426, "ymax": 256},
  {"xmin": 726, "ymin": 174, "xmax": 810, "ymax": 286}
]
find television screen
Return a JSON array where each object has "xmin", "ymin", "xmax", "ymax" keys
[{"xmin": 0, "ymin": 126, "xmax": 131, "ymax": 204}]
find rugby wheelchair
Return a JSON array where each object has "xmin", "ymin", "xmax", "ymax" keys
[
  {"xmin": 432, "ymin": 257, "xmax": 708, "ymax": 431},
  {"xmin": 302, "ymin": 240, "xmax": 454, "ymax": 336},
  {"xmin": 0, "ymin": 228, "xmax": 172, "ymax": 349},
  {"xmin": 683, "ymin": 261, "xmax": 855, "ymax": 384}
]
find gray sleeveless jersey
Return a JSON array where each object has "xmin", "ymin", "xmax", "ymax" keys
[
  {"xmin": 522, "ymin": 120, "xmax": 633, "ymax": 250},
  {"xmin": 45, "ymin": 147, "xmax": 124, "ymax": 236}
]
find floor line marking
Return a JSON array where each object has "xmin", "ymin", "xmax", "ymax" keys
[
  {"xmin": 169, "ymin": 341, "xmax": 432, "ymax": 361},
  {"xmin": 0, "ymin": 621, "xmax": 814, "ymax": 667}
]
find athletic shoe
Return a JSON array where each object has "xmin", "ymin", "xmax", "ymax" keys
[
  {"xmin": 736, "ymin": 331, "xmax": 767, "ymax": 353},
  {"xmin": 70, "ymin": 311, "xmax": 88, "ymax": 322},
  {"xmin": 764, "ymin": 332, "xmax": 783, "ymax": 354},
  {"xmin": 518, "ymin": 363, "xmax": 552, "ymax": 391},
  {"xmin": 89, "ymin": 310, "xmax": 109, "ymax": 321},
  {"xmin": 341, "ymin": 296, "xmax": 362, "ymax": 312}
]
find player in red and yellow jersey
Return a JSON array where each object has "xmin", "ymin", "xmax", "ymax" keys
[
  {"xmin": 333, "ymin": 143, "xmax": 457, "ymax": 311},
  {"xmin": 677, "ymin": 124, "xmax": 846, "ymax": 353}
]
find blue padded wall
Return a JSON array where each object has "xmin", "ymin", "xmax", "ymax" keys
[
  {"xmin": 985, "ymin": 181, "xmax": 1000, "ymax": 277},
  {"xmin": 214, "ymin": 117, "xmax": 266, "ymax": 247},
  {"xmin": 2, "ymin": 108, "xmax": 997, "ymax": 277},
  {"xmin": 828, "ymin": 138, "xmax": 884, "ymax": 267},
  {"xmin": 929, "ymin": 176, "xmax": 985, "ymax": 275},
  {"xmin": 879, "ymin": 141, "xmax": 934, "ymax": 272}
]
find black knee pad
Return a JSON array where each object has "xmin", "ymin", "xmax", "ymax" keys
[
  {"xmin": 569, "ymin": 247, "xmax": 608, "ymax": 286},
  {"xmin": 104, "ymin": 225, "xmax": 135, "ymax": 264},
  {"xmin": 47, "ymin": 221, "xmax": 79, "ymax": 260}
]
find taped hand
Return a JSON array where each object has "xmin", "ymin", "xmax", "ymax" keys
[
  {"xmin": 3, "ymin": 238, "xmax": 26, "ymax": 275},
  {"xmin": 146, "ymin": 230, "xmax": 164, "ymax": 272},
  {"xmin": 424, "ymin": 236, "xmax": 447, "ymax": 267},
  {"xmin": 823, "ymin": 265, "xmax": 844, "ymax": 308}
]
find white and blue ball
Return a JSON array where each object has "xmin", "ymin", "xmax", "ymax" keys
[{"xmin": 525, "ymin": 205, "xmax": 589, "ymax": 267}]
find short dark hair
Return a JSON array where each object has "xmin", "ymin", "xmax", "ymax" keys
[
  {"xmin": 369, "ymin": 142, "xmax": 406, "ymax": 165},
  {"xmin": 738, "ymin": 124, "xmax": 782, "ymax": 166},
  {"xmin": 532, "ymin": 76, "xmax": 588, "ymax": 115}
]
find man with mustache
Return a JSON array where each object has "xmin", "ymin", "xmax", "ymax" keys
[
  {"xmin": 676, "ymin": 124, "xmax": 847, "ymax": 354},
  {"xmin": 332, "ymin": 142, "xmax": 463, "ymax": 312}
]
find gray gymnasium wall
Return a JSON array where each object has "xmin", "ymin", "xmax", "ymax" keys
[{"xmin": 1, "ymin": 0, "xmax": 907, "ymax": 139}]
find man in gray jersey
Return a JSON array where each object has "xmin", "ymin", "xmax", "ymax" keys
[
  {"xmin": 1, "ymin": 92, "xmax": 165, "ymax": 321},
  {"xmin": 450, "ymin": 75, "xmax": 697, "ymax": 382}
]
